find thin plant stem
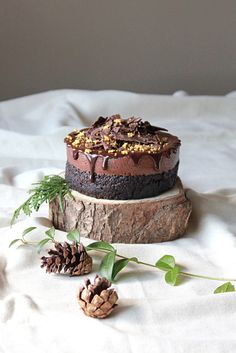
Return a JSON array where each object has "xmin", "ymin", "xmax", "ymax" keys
[
  {"xmin": 88, "ymin": 248, "xmax": 236, "ymax": 283},
  {"xmin": 179, "ymin": 271, "xmax": 236, "ymax": 282}
]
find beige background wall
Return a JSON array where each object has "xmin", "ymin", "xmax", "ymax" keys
[{"xmin": 1, "ymin": 0, "xmax": 236, "ymax": 101}]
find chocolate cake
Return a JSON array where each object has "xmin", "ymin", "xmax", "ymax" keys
[{"xmin": 64, "ymin": 115, "xmax": 181, "ymax": 200}]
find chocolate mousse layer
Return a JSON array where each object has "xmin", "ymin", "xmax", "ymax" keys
[{"xmin": 64, "ymin": 115, "xmax": 181, "ymax": 200}]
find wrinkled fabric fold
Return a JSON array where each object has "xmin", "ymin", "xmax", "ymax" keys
[{"xmin": 0, "ymin": 89, "xmax": 236, "ymax": 353}]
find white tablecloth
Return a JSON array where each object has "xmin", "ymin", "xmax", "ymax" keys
[{"xmin": 0, "ymin": 89, "xmax": 236, "ymax": 353}]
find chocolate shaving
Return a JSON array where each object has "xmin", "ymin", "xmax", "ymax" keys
[
  {"xmin": 85, "ymin": 115, "xmax": 167, "ymax": 148},
  {"xmin": 64, "ymin": 115, "xmax": 180, "ymax": 156}
]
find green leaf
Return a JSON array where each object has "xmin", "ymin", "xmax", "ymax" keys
[
  {"xmin": 10, "ymin": 198, "xmax": 32, "ymax": 226},
  {"xmin": 214, "ymin": 282, "xmax": 235, "ymax": 294},
  {"xmin": 129, "ymin": 257, "xmax": 139, "ymax": 263},
  {"xmin": 22, "ymin": 226, "xmax": 37, "ymax": 237},
  {"xmin": 10, "ymin": 175, "xmax": 72, "ymax": 225},
  {"xmin": 155, "ymin": 255, "xmax": 175, "ymax": 271},
  {"xmin": 112, "ymin": 259, "xmax": 129, "ymax": 280},
  {"xmin": 9, "ymin": 239, "xmax": 22, "ymax": 248},
  {"xmin": 165, "ymin": 265, "xmax": 180, "ymax": 286},
  {"xmin": 86, "ymin": 241, "xmax": 115, "ymax": 252},
  {"xmin": 45, "ymin": 227, "xmax": 55, "ymax": 240},
  {"xmin": 67, "ymin": 229, "xmax": 80, "ymax": 243},
  {"xmin": 112, "ymin": 257, "xmax": 138, "ymax": 280},
  {"xmin": 36, "ymin": 238, "xmax": 51, "ymax": 254},
  {"xmin": 99, "ymin": 251, "xmax": 116, "ymax": 281}
]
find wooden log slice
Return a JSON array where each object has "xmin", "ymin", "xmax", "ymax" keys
[{"xmin": 49, "ymin": 177, "xmax": 192, "ymax": 243}]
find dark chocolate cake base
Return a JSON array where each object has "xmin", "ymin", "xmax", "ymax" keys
[{"xmin": 65, "ymin": 161, "xmax": 179, "ymax": 200}]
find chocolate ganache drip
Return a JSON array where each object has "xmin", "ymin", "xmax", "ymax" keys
[{"xmin": 64, "ymin": 115, "xmax": 181, "ymax": 181}]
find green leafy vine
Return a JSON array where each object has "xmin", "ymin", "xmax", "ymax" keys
[{"xmin": 9, "ymin": 227, "xmax": 236, "ymax": 294}]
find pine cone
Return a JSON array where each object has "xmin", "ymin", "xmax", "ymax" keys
[
  {"xmin": 77, "ymin": 275, "xmax": 118, "ymax": 319},
  {"xmin": 41, "ymin": 242, "xmax": 92, "ymax": 276}
]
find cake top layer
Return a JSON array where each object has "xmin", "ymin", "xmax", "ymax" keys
[{"xmin": 64, "ymin": 115, "xmax": 180, "ymax": 156}]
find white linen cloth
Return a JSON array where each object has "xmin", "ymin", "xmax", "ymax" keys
[{"xmin": 0, "ymin": 89, "xmax": 236, "ymax": 353}]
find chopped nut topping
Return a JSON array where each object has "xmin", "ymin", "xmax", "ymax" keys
[
  {"xmin": 114, "ymin": 118, "xmax": 122, "ymax": 125},
  {"xmin": 64, "ymin": 115, "xmax": 180, "ymax": 157},
  {"xmin": 127, "ymin": 132, "xmax": 135, "ymax": 137},
  {"xmin": 84, "ymin": 148, "xmax": 92, "ymax": 154}
]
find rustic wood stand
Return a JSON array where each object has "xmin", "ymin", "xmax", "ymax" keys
[{"xmin": 49, "ymin": 177, "xmax": 192, "ymax": 243}]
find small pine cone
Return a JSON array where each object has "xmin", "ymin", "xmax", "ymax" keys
[
  {"xmin": 77, "ymin": 275, "xmax": 118, "ymax": 319},
  {"xmin": 41, "ymin": 242, "xmax": 92, "ymax": 276}
]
